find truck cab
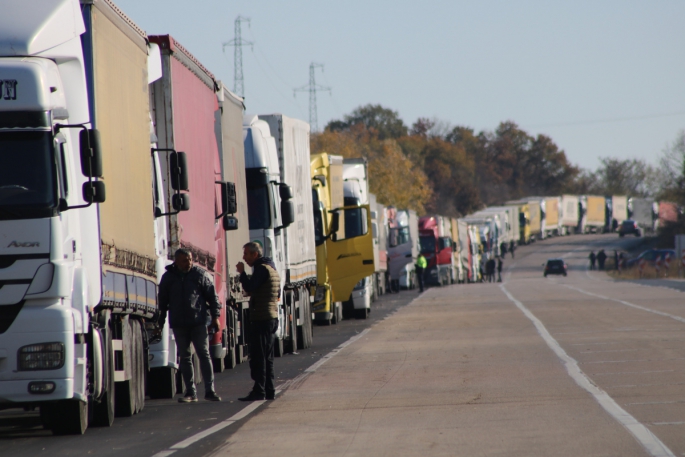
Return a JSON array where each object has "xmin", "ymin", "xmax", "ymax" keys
[{"xmin": 418, "ymin": 216, "xmax": 454, "ymax": 286}]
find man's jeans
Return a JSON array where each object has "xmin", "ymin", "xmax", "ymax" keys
[
  {"xmin": 173, "ymin": 325, "xmax": 214, "ymax": 396},
  {"xmin": 248, "ymin": 319, "xmax": 278, "ymax": 396}
]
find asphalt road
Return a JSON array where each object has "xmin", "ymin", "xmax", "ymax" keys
[
  {"xmin": 209, "ymin": 233, "xmax": 685, "ymax": 457},
  {"xmin": 0, "ymin": 287, "xmax": 418, "ymax": 457}
]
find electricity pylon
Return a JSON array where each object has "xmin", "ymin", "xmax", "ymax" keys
[
  {"xmin": 222, "ymin": 16, "xmax": 252, "ymax": 97},
  {"xmin": 294, "ymin": 62, "xmax": 330, "ymax": 132}
]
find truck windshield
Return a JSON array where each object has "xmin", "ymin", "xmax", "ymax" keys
[
  {"xmin": 0, "ymin": 131, "xmax": 56, "ymax": 218},
  {"xmin": 419, "ymin": 236, "xmax": 435, "ymax": 253},
  {"xmin": 247, "ymin": 186, "xmax": 271, "ymax": 230},
  {"xmin": 388, "ymin": 227, "xmax": 410, "ymax": 248},
  {"xmin": 344, "ymin": 207, "xmax": 367, "ymax": 239}
]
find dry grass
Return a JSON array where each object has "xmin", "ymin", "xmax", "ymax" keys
[{"xmin": 606, "ymin": 261, "xmax": 683, "ymax": 280}]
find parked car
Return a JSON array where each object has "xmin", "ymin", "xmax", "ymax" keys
[
  {"xmin": 618, "ymin": 220, "xmax": 641, "ymax": 237},
  {"xmin": 544, "ymin": 259, "xmax": 567, "ymax": 277},
  {"xmin": 626, "ymin": 249, "xmax": 676, "ymax": 268}
]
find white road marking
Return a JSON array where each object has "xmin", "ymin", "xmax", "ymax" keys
[
  {"xmin": 583, "ymin": 358, "xmax": 685, "ymax": 364},
  {"xmin": 584, "ymin": 349, "xmax": 640, "ymax": 353},
  {"xmin": 627, "ymin": 400, "xmax": 685, "ymax": 406},
  {"xmin": 563, "ymin": 284, "xmax": 685, "ymax": 325},
  {"xmin": 570, "ymin": 342, "xmax": 618, "ymax": 346},
  {"xmin": 499, "ymin": 283, "xmax": 675, "ymax": 457},
  {"xmin": 652, "ymin": 422, "xmax": 685, "ymax": 426}
]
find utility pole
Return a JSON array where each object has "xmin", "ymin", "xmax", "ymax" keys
[
  {"xmin": 294, "ymin": 62, "xmax": 330, "ymax": 132},
  {"xmin": 222, "ymin": 16, "xmax": 252, "ymax": 97}
]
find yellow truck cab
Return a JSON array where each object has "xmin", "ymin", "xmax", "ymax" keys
[
  {"xmin": 310, "ymin": 153, "xmax": 375, "ymax": 325},
  {"xmin": 507, "ymin": 201, "xmax": 531, "ymax": 244}
]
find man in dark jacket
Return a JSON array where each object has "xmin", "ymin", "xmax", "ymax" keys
[
  {"xmin": 158, "ymin": 248, "xmax": 221, "ymax": 403},
  {"xmin": 237, "ymin": 242, "xmax": 280, "ymax": 401}
]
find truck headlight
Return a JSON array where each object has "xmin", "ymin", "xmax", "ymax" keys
[
  {"xmin": 18, "ymin": 343, "xmax": 64, "ymax": 371},
  {"xmin": 314, "ymin": 286, "xmax": 326, "ymax": 303}
]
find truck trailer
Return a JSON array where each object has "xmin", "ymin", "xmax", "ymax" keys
[
  {"xmin": 584, "ymin": 196, "xmax": 606, "ymax": 233},
  {"xmin": 369, "ymin": 193, "xmax": 388, "ymax": 298},
  {"xmin": 628, "ymin": 198, "xmax": 657, "ymax": 234},
  {"xmin": 560, "ymin": 195, "xmax": 580, "ymax": 235}
]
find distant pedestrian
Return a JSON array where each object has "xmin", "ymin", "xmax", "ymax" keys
[
  {"xmin": 158, "ymin": 249, "xmax": 222, "ymax": 403},
  {"xmin": 415, "ymin": 253, "xmax": 427, "ymax": 292},
  {"xmin": 589, "ymin": 251, "xmax": 596, "ymax": 270},
  {"xmin": 486, "ymin": 257, "xmax": 496, "ymax": 283},
  {"xmin": 509, "ymin": 240, "xmax": 516, "ymax": 259},
  {"xmin": 237, "ymin": 242, "xmax": 281, "ymax": 402},
  {"xmin": 597, "ymin": 249, "xmax": 607, "ymax": 270},
  {"xmin": 497, "ymin": 257, "xmax": 503, "ymax": 282},
  {"xmin": 500, "ymin": 242, "xmax": 508, "ymax": 259}
]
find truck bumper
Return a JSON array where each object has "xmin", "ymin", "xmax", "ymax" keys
[{"xmin": 0, "ymin": 378, "xmax": 74, "ymax": 404}]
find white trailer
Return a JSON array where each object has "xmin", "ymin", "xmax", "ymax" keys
[
  {"xmin": 387, "ymin": 208, "xmax": 419, "ymax": 290},
  {"xmin": 369, "ymin": 193, "xmax": 388, "ymax": 298},
  {"xmin": 560, "ymin": 195, "xmax": 580, "ymax": 235}
]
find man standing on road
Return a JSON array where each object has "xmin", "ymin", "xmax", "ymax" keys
[
  {"xmin": 500, "ymin": 242, "xmax": 507, "ymax": 259},
  {"xmin": 597, "ymin": 249, "xmax": 607, "ymax": 270},
  {"xmin": 237, "ymin": 242, "xmax": 280, "ymax": 401},
  {"xmin": 589, "ymin": 251, "xmax": 596, "ymax": 270},
  {"xmin": 415, "ymin": 253, "xmax": 427, "ymax": 292},
  {"xmin": 497, "ymin": 256, "xmax": 503, "ymax": 282},
  {"xmin": 509, "ymin": 240, "xmax": 516, "ymax": 259},
  {"xmin": 158, "ymin": 249, "xmax": 222, "ymax": 403}
]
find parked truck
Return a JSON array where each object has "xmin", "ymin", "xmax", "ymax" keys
[
  {"xmin": 310, "ymin": 153, "xmax": 375, "ymax": 322},
  {"xmin": 560, "ymin": 195, "xmax": 580, "ymax": 235},
  {"xmin": 243, "ymin": 114, "xmax": 315, "ymax": 353},
  {"xmin": 342, "ymin": 158, "xmax": 374, "ymax": 318},
  {"xmin": 628, "ymin": 198, "xmax": 657, "ymax": 234},
  {"xmin": 149, "ymin": 35, "xmax": 239, "ymax": 391},
  {"xmin": 584, "ymin": 196, "xmax": 605, "ymax": 233},
  {"xmin": 418, "ymin": 215, "xmax": 455, "ymax": 286},
  {"xmin": 386, "ymin": 208, "xmax": 418, "ymax": 291},
  {"xmin": 0, "ymin": 0, "xmax": 182, "ymax": 434},
  {"xmin": 506, "ymin": 200, "xmax": 531, "ymax": 244},
  {"xmin": 544, "ymin": 197, "xmax": 560, "ymax": 237},
  {"xmin": 610, "ymin": 196, "xmax": 628, "ymax": 231},
  {"xmin": 369, "ymin": 193, "xmax": 388, "ymax": 298}
]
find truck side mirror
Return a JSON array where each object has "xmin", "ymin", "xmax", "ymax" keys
[
  {"xmin": 82, "ymin": 181, "xmax": 106, "ymax": 203},
  {"xmin": 223, "ymin": 215, "xmax": 238, "ymax": 231},
  {"xmin": 224, "ymin": 182, "xmax": 237, "ymax": 214},
  {"xmin": 330, "ymin": 211, "xmax": 340, "ymax": 238},
  {"xmin": 79, "ymin": 129, "xmax": 103, "ymax": 177},
  {"xmin": 280, "ymin": 200, "xmax": 295, "ymax": 227},
  {"xmin": 279, "ymin": 184, "xmax": 294, "ymax": 200},
  {"xmin": 172, "ymin": 193, "xmax": 190, "ymax": 211},
  {"xmin": 170, "ymin": 152, "xmax": 189, "ymax": 191}
]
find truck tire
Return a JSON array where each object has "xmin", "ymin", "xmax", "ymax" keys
[
  {"xmin": 148, "ymin": 367, "xmax": 176, "ymax": 399},
  {"xmin": 212, "ymin": 356, "xmax": 224, "ymax": 373},
  {"xmin": 235, "ymin": 343, "xmax": 244, "ymax": 365},
  {"xmin": 354, "ymin": 308, "xmax": 369, "ymax": 320},
  {"xmin": 297, "ymin": 293, "xmax": 313, "ymax": 350},
  {"xmin": 92, "ymin": 318, "xmax": 115, "ymax": 427},
  {"xmin": 287, "ymin": 308, "xmax": 298, "ymax": 354},
  {"xmin": 115, "ymin": 319, "xmax": 136, "ymax": 418},
  {"xmin": 134, "ymin": 320, "xmax": 145, "ymax": 414},
  {"xmin": 274, "ymin": 336, "xmax": 284, "ymax": 357},
  {"xmin": 48, "ymin": 400, "xmax": 88, "ymax": 435}
]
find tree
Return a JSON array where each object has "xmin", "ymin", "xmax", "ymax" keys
[
  {"xmin": 659, "ymin": 130, "xmax": 685, "ymax": 205},
  {"xmin": 326, "ymin": 104, "xmax": 408, "ymax": 140}
]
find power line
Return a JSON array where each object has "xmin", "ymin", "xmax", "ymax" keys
[
  {"xmin": 294, "ymin": 62, "xmax": 330, "ymax": 132},
  {"xmin": 222, "ymin": 16, "xmax": 252, "ymax": 98},
  {"xmin": 525, "ymin": 110, "xmax": 685, "ymax": 129}
]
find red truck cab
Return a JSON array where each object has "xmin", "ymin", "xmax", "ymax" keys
[{"xmin": 418, "ymin": 216, "xmax": 454, "ymax": 286}]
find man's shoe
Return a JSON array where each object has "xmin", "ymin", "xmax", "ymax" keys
[
  {"xmin": 265, "ymin": 391, "xmax": 275, "ymax": 401},
  {"xmin": 238, "ymin": 392, "xmax": 266, "ymax": 402},
  {"xmin": 178, "ymin": 394, "xmax": 198, "ymax": 403},
  {"xmin": 205, "ymin": 391, "xmax": 221, "ymax": 402}
]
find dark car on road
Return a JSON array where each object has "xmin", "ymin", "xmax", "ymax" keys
[
  {"xmin": 618, "ymin": 220, "xmax": 641, "ymax": 237},
  {"xmin": 626, "ymin": 249, "xmax": 676, "ymax": 268},
  {"xmin": 544, "ymin": 258, "xmax": 567, "ymax": 277}
]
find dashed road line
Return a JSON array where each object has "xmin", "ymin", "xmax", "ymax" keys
[{"xmin": 499, "ymin": 282, "xmax": 675, "ymax": 457}]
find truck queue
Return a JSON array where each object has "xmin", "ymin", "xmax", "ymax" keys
[{"xmin": 0, "ymin": 0, "xmax": 681, "ymax": 436}]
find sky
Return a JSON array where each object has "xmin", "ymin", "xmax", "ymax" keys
[{"xmin": 116, "ymin": 0, "xmax": 685, "ymax": 171}]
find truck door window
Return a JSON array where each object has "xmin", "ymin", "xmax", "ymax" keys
[
  {"xmin": 331, "ymin": 207, "xmax": 368, "ymax": 241},
  {"xmin": 314, "ymin": 208, "xmax": 325, "ymax": 246},
  {"xmin": 56, "ymin": 141, "xmax": 69, "ymax": 198},
  {"xmin": 247, "ymin": 186, "xmax": 271, "ymax": 230},
  {"xmin": 419, "ymin": 236, "xmax": 435, "ymax": 253},
  {"xmin": 0, "ymin": 131, "xmax": 56, "ymax": 217}
]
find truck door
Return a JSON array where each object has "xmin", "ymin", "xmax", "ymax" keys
[{"xmin": 327, "ymin": 204, "xmax": 375, "ymax": 302}]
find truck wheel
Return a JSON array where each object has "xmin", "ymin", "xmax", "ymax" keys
[
  {"xmin": 354, "ymin": 308, "xmax": 369, "ymax": 320},
  {"xmin": 115, "ymin": 320, "xmax": 136, "ymax": 417},
  {"xmin": 235, "ymin": 343, "xmax": 244, "ymax": 364},
  {"xmin": 134, "ymin": 320, "xmax": 145, "ymax": 414},
  {"xmin": 48, "ymin": 400, "xmax": 88, "ymax": 435},
  {"xmin": 148, "ymin": 367, "xmax": 176, "ymax": 399},
  {"xmin": 287, "ymin": 305, "xmax": 298, "ymax": 354},
  {"xmin": 92, "ymin": 318, "xmax": 115, "ymax": 427},
  {"xmin": 297, "ymin": 294, "xmax": 313, "ymax": 350},
  {"xmin": 274, "ymin": 337, "xmax": 284, "ymax": 357},
  {"xmin": 212, "ymin": 356, "xmax": 224, "ymax": 373}
]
